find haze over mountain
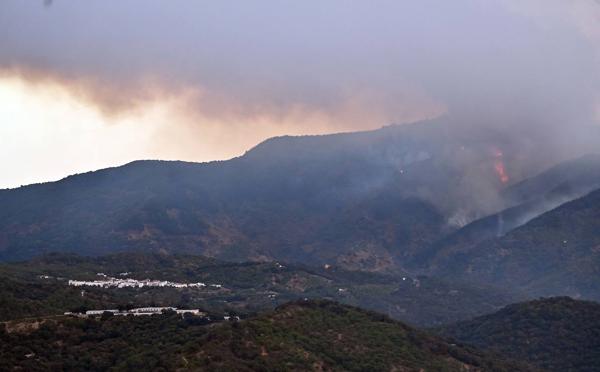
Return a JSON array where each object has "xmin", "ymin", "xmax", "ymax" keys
[
  {"xmin": 1, "ymin": 1, "xmax": 599, "ymax": 188},
  {"xmin": 414, "ymin": 153, "xmax": 600, "ymax": 267},
  {"xmin": 3, "ymin": 118, "xmax": 598, "ymax": 271},
  {"xmin": 426, "ymin": 185, "xmax": 600, "ymax": 300},
  {"xmin": 3, "ymin": 1, "xmax": 600, "ymax": 371}
]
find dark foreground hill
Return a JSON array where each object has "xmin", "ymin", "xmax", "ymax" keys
[
  {"xmin": 438, "ymin": 297, "xmax": 600, "ymax": 372},
  {"xmin": 0, "ymin": 300, "xmax": 533, "ymax": 371},
  {"xmin": 0, "ymin": 252, "xmax": 515, "ymax": 327},
  {"xmin": 0, "ymin": 118, "xmax": 573, "ymax": 271}
]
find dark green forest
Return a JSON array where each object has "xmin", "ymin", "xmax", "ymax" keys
[
  {"xmin": 438, "ymin": 297, "xmax": 600, "ymax": 371},
  {"xmin": 0, "ymin": 300, "xmax": 533, "ymax": 371}
]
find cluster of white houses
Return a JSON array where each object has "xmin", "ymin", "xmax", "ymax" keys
[
  {"xmin": 67, "ymin": 275, "xmax": 223, "ymax": 289},
  {"xmin": 65, "ymin": 307, "xmax": 206, "ymax": 317}
]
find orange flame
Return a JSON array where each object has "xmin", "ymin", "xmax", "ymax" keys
[{"xmin": 493, "ymin": 148, "xmax": 509, "ymax": 184}]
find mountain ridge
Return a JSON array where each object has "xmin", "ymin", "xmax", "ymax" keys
[
  {"xmin": 1, "ymin": 119, "xmax": 599, "ymax": 287},
  {"xmin": 428, "ymin": 187, "xmax": 600, "ymax": 300},
  {"xmin": 438, "ymin": 297, "xmax": 600, "ymax": 371}
]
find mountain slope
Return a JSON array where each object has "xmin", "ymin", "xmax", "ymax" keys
[
  {"xmin": 192, "ymin": 300, "xmax": 533, "ymax": 371},
  {"xmin": 503, "ymin": 153, "xmax": 600, "ymax": 207},
  {"xmin": 413, "ymin": 154, "xmax": 600, "ymax": 269},
  {"xmin": 429, "ymin": 187, "xmax": 600, "ymax": 300},
  {"xmin": 0, "ymin": 118, "xmax": 543, "ymax": 270},
  {"xmin": 438, "ymin": 297, "xmax": 600, "ymax": 371},
  {"xmin": 0, "ymin": 300, "xmax": 534, "ymax": 371}
]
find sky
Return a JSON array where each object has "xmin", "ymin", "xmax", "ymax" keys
[{"xmin": 0, "ymin": 0, "xmax": 599, "ymax": 188}]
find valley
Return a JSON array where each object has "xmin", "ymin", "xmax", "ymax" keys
[
  {"xmin": 3, "ymin": 1, "xmax": 600, "ymax": 369},
  {"xmin": 0, "ymin": 252, "xmax": 516, "ymax": 327},
  {"xmin": 2, "ymin": 121, "xmax": 600, "ymax": 370}
]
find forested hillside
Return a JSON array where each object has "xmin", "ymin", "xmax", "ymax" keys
[
  {"xmin": 428, "ymin": 188, "xmax": 600, "ymax": 300},
  {"xmin": 0, "ymin": 300, "xmax": 534, "ymax": 371},
  {"xmin": 0, "ymin": 119, "xmax": 565, "ymax": 272},
  {"xmin": 439, "ymin": 297, "xmax": 600, "ymax": 371}
]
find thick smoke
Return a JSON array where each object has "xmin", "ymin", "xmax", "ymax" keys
[
  {"xmin": 0, "ymin": 0, "xmax": 599, "ymax": 194},
  {"xmin": 1, "ymin": 1, "xmax": 598, "ymax": 125}
]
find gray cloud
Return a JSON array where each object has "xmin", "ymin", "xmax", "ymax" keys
[{"xmin": 1, "ymin": 0, "xmax": 599, "ymax": 166}]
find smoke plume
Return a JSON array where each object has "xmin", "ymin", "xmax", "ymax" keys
[{"xmin": 0, "ymin": 0, "xmax": 599, "ymax": 188}]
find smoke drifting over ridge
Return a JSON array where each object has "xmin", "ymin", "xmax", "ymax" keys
[{"xmin": 0, "ymin": 0, "xmax": 599, "ymax": 188}]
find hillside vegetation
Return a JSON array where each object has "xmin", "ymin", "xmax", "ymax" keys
[
  {"xmin": 414, "ymin": 153, "xmax": 600, "ymax": 270},
  {"xmin": 0, "ymin": 252, "xmax": 515, "ymax": 327},
  {"xmin": 439, "ymin": 297, "xmax": 600, "ymax": 371},
  {"xmin": 428, "ymin": 188, "xmax": 600, "ymax": 300},
  {"xmin": 0, "ymin": 119, "xmax": 559, "ymax": 272},
  {"xmin": 0, "ymin": 300, "xmax": 534, "ymax": 371}
]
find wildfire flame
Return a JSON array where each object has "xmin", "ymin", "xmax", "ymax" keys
[{"xmin": 493, "ymin": 148, "xmax": 509, "ymax": 184}]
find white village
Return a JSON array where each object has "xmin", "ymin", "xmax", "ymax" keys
[
  {"xmin": 40, "ymin": 273, "xmax": 233, "ymax": 319},
  {"xmin": 66, "ymin": 273, "xmax": 223, "ymax": 289}
]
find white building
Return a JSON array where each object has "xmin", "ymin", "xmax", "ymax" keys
[
  {"xmin": 69, "ymin": 307, "xmax": 207, "ymax": 317},
  {"xmin": 85, "ymin": 309, "xmax": 119, "ymax": 315}
]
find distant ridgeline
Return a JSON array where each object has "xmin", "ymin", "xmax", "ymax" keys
[
  {"xmin": 1, "ymin": 120, "xmax": 600, "ymax": 370},
  {"xmin": 2, "ymin": 120, "xmax": 600, "ymax": 304}
]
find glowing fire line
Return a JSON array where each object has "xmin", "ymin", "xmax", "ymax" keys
[{"xmin": 493, "ymin": 148, "xmax": 509, "ymax": 184}]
